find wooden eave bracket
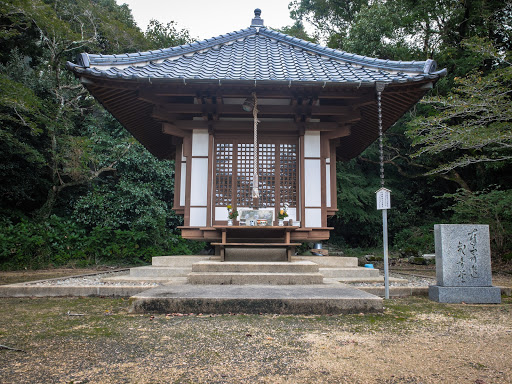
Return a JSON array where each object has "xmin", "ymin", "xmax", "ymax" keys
[
  {"xmin": 321, "ymin": 125, "xmax": 351, "ymax": 140},
  {"xmin": 162, "ymin": 122, "xmax": 189, "ymax": 138}
]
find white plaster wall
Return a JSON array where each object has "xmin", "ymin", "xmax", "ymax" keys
[
  {"xmin": 215, "ymin": 207, "xmax": 229, "ymax": 221},
  {"xmin": 285, "ymin": 207, "xmax": 297, "ymax": 222},
  {"xmin": 190, "ymin": 157, "xmax": 208, "ymax": 206},
  {"xmin": 180, "ymin": 162, "xmax": 186, "ymax": 206},
  {"xmin": 304, "ymin": 131, "xmax": 321, "ymax": 157},
  {"xmin": 305, "ymin": 208, "xmax": 322, "ymax": 228},
  {"xmin": 326, "ymin": 162, "xmax": 331, "ymax": 207},
  {"xmin": 192, "ymin": 129, "xmax": 209, "ymax": 156},
  {"xmin": 305, "ymin": 159, "xmax": 321, "ymax": 207},
  {"xmin": 189, "ymin": 207, "xmax": 207, "ymax": 227}
]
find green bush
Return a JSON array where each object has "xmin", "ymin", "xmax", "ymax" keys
[
  {"xmin": 393, "ymin": 225, "xmax": 435, "ymax": 257},
  {"xmin": 446, "ymin": 188, "xmax": 512, "ymax": 260},
  {"xmin": 0, "ymin": 216, "xmax": 205, "ymax": 270},
  {"xmin": 0, "ymin": 216, "xmax": 86, "ymax": 269}
]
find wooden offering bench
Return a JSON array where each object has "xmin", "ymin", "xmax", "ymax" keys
[{"xmin": 211, "ymin": 226, "xmax": 301, "ymax": 262}]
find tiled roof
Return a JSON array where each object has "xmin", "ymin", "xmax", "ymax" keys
[
  {"xmin": 66, "ymin": 10, "xmax": 446, "ymax": 161},
  {"xmin": 68, "ymin": 27, "xmax": 445, "ymax": 85}
]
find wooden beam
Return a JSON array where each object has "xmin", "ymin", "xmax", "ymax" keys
[
  {"xmin": 321, "ymin": 126, "xmax": 351, "ymax": 140},
  {"xmin": 138, "ymin": 103, "xmax": 354, "ymax": 116},
  {"xmin": 173, "ymin": 120, "xmax": 341, "ymax": 131},
  {"xmin": 151, "ymin": 106, "xmax": 177, "ymax": 122},
  {"xmin": 182, "ymin": 135, "xmax": 192, "ymax": 157},
  {"xmin": 85, "ymin": 79, "xmax": 140, "ymax": 91},
  {"xmin": 338, "ymin": 109, "xmax": 362, "ymax": 123},
  {"xmin": 162, "ymin": 122, "xmax": 189, "ymax": 137}
]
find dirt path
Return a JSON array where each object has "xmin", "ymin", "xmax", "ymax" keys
[{"xmin": 0, "ymin": 296, "xmax": 510, "ymax": 383}]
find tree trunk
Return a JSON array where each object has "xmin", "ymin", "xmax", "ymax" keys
[{"xmin": 36, "ymin": 186, "xmax": 58, "ymax": 220}]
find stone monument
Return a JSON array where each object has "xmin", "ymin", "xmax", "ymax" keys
[{"xmin": 429, "ymin": 224, "xmax": 501, "ymax": 303}]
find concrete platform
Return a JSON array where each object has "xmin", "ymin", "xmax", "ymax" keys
[
  {"xmin": 188, "ymin": 272, "xmax": 324, "ymax": 285},
  {"xmin": 296, "ymin": 256, "xmax": 358, "ymax": 267},
  {"xmin": 130, "ymin": 266, "xmax": 192, "ymax": 278},
  {"xmin": 122, "ymin": 256, "xmax": 385, "ymax": 283},
  {"xmin": 319, "ymin": 267, "xmax": 380, "ymax": 278},
  {"xmin": 224, "ymin": 247, "xmax": 289, "ymax": 262},
  {"xmin": 151, "ymin": 256, "xmax": 212, "ymax": 266},
  {"xmin": 126, "ymin": 255, "xmax": 212, "ymax": 279},
  {"xmin": 191, "ymin": 260, "xmax": 319, "ymax": 273},
  {"xmin": 129, "ymin": 284, "xmax": 383, "ymax": 315},
  {"xmin": 187, "ymin": 260, "xmax": 324, "ymax": 285},
  {"xmin": 0, "ymin": 284, "xmax": 149, "ymax": 298}
]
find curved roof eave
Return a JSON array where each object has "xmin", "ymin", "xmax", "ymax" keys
[
  {"xmin": 70, "ymin": 27, "xmax": 444, "ymax": 78},
  {"xmin": 66, "ymin": 60, "xmax": 446, "ymax": 88}
]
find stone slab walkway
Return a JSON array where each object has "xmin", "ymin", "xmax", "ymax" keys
[{"xmin": 129, "ymin": 284, "xmax": 383, "ymax": 314}]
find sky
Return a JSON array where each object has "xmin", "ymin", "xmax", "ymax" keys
[{"xmin": 115, "ymin": 0, "xmax": 297, "ymax": 40}]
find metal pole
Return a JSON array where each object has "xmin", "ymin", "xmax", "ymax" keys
[
  {"xmin": 376, "ymin": 82, "xmax": 390, "ymax": 300},
  {"xmin": 382, "ymin": 209, "xmax": 390, "ymax": 299}
]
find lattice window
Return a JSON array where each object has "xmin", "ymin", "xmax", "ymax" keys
[
  {"xmin": 215, "ymin": 140, "xmax": 297, "ymax": 212},
  {"xmin": 215, "ymin": 143, "xmax": 233, "ymax": 206},
  {"xmin": 236, "ymin": 143, "xmax": 254, "ymax": 207},
  {"xmin": 258, "ymin": 144, "xmax": 276, "ymax": 208},
  {"xmin": 279, "ymin": 144, "xmax": 297, "ymax": 207}
]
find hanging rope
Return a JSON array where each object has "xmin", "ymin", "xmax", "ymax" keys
[{"xmin": 252, "ymin": 92, "xmax": 260, "ymax": 200}]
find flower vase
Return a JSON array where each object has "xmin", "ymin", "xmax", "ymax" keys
[
  {"xmin": 278, "ymin": 219, "xmax": 284, "ymax": 226},
  {"xmin": 227, "ymin": 219, "xmax": 233, "ymax": 226}
]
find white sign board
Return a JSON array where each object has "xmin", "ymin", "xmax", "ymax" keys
[{"xmin": 376, "ymin": 188, "xmax": 391, "ymax": 210}]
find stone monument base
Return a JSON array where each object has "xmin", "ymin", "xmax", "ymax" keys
[{"xmin": 429, "ymin": 285, "xmax": 501, "ymax": 304}]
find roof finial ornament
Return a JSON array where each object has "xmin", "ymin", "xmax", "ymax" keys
[{"xmin": 251, "ymin": 8, "xmax": 264, "ymax": 27}]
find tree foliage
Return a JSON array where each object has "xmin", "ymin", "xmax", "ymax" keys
[
  {"xmin": 0, "ymin": 0, "xmax": 199, "ymax": 268},
  {"xmin": 329, "ymin": 156, "xmax": 381, "ymax": 247},
  {"xmin": 144, "ymin": 19, "xmax": 192, "ymax": 49},
  {"xmin": 408, "ymin": 39, "xmax": 512, "ymax": 174},
  {"xmin": 291, "ymin": 0, "xmax": 512, "ymax": 259},
  {"xmin": 446, "ymin": 188, "xmax": 512, "ymax": 256},
  {"xmin": 289, "ymin": 0, "xmax": 458, "ymax": 59},
  {"xmin": 274, "ymin": 20, "xmax": 319, "ymax": 43},
  {"xmin": 1, "ymin": 0, "xmax": 512, "ymax": 269}
]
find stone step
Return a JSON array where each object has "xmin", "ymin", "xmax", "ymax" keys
[
  {"xmin": 151, "ymin": 255, "xmax": 211, "ymax": 267},
  {"xmin": 130, "ymin": 266, "xmax": 192, "ymax": 278},
  {"xmin": 294, "ymin": 256, "xmax": 358, "ymax": 268},
  {"xmin": 224, "ymin": 248, "xmax": 288, "ymax": 262},
  {"xmin": 187, "ymin": 272, "xmax": 324, "ymax": 285},
  {"xmin": 319, "ymin": 267, "xmax": 380, "ymax": 278},
  {"xmin": 336, "ymin": 277, "xmax": 385, "ymax": 283},
  {"xmin": 103, "ymin": 276, "xmax": 188, "ymax": 284},
  {"xmin": 130, "ymin": 285, "xmax": 383, "ymax": 315},
  {"xmin": 191, "ymin": 261, "xmax": 319, "ymax": 273}
]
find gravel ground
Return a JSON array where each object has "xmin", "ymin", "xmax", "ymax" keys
[
  {"xmin": 15, "ymin": 270, "xmax": 435, "ymax": 287},
  {"xmin": 21, "ymin": 270, "xmax": 157, "ymax": 287},
  {"xmin": 0, "ymin": 296, "xmax": 511, "ymax": 384},
  {"xmin": 348, "ymin": 272, "xmax": 435, "ymax": 287}
]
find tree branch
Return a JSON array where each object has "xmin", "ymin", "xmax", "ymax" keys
[{"xmin": 357, "ymin": 155, "xmax": 471, "ymax": 191}]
